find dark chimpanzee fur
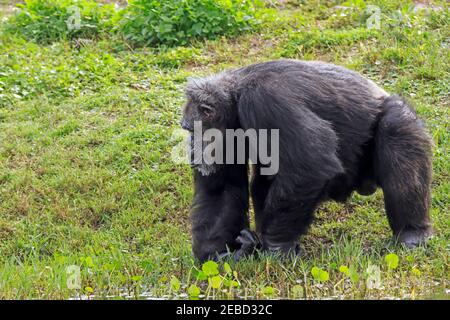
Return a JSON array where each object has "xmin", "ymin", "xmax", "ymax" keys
[{"xmin": 181, "ymin": 59, "xmax": 433, "ymax": 262}]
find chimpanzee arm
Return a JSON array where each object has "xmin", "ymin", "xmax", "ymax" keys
[{"xmin": 190, "ymin": 163, "xmax": 249, "ymax": 262}]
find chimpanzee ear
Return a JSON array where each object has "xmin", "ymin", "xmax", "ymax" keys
[{"xmin": 199, "ymin": 103, "xmax": 215, "ymax": 118}]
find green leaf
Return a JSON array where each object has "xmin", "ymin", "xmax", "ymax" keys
[
  {"xmin": 202, "ymin": 260, "xmax": 219, "ymax": 277},
  {"xmin": 349, "ymin": 267, "xmax": 360, "ymax": 283},
  {"xmin": 311, "ymin": 266, "xmax": 320, "ymax": 279},
  {"xmin": 223, "ymin": 262, "xmax": 232, "ymax": 274},
  {"xmin": 84, "ymin": 286, "xmax": 94, "ymax": 293},
  {"xmin": 339, "ymin": 265, "xmax": 349, "ymax": 275},
  {"xmin": 209, "ymin": 275, "xmax": 222, "ymax": 289},
  {"xmin": 54, "ymin": 254, "xmax": 67, "ymax": 264},
  {"xmin": 411, "ymin": 267, "xmax": 421, "ymax": 276},
  {"xmin": 291, "ymin": 284, "xmax": 304, "ymax": 298},
  {"xmin": 318, "ymin": 270, "xmax": 329, "ymax": 282},
  {"xmin": 262, "ymin": 286, "xmax": 275, "ymax": 296},
  {"xmin": 222, "ymin": 279, "xmax": 239, "ymax": 288},
  {"xmin": 170, "ymin": 276, "xmax": 181, "ymax": 292},
  {"xmin": 85, "ymin": 256, "xmax": 95, "ymax": 268},
  {"xmin": 385, "ymin": 253, "xmax": 399, "ymax": 269},
  {"xmin": 311, "ymin": 267, "xmax": 329, "ymax": 282},
  {"xmin": 192, "ymin": 22, "xmax": 203, "ymax": 35},
  {"xmin": 131, "ymin": 275, "xmax": 142, "ymax": 282},
  {"xmin": 187, "ymin": 284, "xmax": 201, "ymax": 297},
  {"xmin": 158, "ymin": 22, "xmax": 173, "ymax": 34},
  {"xmin": 195, "ymin": 270, "xmax": 208, "ymax": 281}
]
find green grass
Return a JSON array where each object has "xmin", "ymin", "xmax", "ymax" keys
[{"xmin": 0, "ymin": 0, "xmax": 449, "ymax": 299}]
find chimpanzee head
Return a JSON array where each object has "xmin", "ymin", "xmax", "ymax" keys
[
  {"xmin": 181, "ymin": 73, "xmax": 239, "ymax": 176},
  {"xmin": 181, "ymin": 72, "xmax": 237, "ymax": 133}
]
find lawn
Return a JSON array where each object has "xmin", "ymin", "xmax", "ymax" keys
[{"xmin": 0, "ymin": 0, "xmax": 448, "ymax": 299}]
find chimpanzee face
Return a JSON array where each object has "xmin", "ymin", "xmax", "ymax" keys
[{"xmin": 181, "ymin": 96, "xmax": 223, "ymax": 176}]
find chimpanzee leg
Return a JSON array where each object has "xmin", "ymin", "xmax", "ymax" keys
[
  {"xmin": 374, "ymin": 96, "xmax": 433, "ymax": 247},
  {"xmin": 231, "ymin": 171, "xmax": 271, "ymax": 260},
  {"xmin": 257, "ymin": 182, "xmax": 324, "ymax": 255},
  {"xmin": 235, "ymin": 176, "xmax": 325, "ymax": 258},
  {"xmin": 191, "ymin": 164, "xmax": 249, "ymax": 262}
]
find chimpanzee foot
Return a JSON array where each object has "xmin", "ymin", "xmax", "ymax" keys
[
  {"xmin": 233, "ymin": 229, "xmax": 262, "ymax": 261},
  {"xmin": 233, "ymin": 230, "xmax": 302, "ymax": 260},
  {"xmin": 398, "ymin": 227, "xmax": 433, "ymax": 248}
]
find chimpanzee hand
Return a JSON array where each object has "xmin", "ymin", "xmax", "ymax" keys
[
  {"xmin": 233, "ymin": 229, "xmax": 262, "ymax": 261},
  {"xmin": 262, "ymin": 239, "xmax": 301, "ymax": 258}
]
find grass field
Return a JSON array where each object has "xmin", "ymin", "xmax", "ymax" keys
[{"xmin": 0, "ymin": 0, "xmax": 448, "ymax": 299}]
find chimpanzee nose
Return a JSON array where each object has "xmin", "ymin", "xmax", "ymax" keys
[{"xmin": 180, "ymin": 119, "xmax": 193, "ymax": 131}]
